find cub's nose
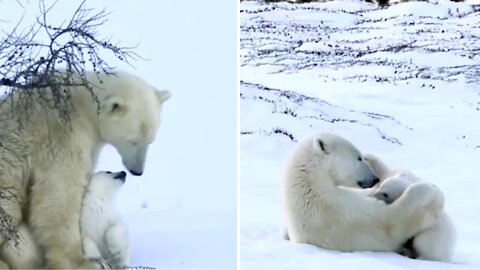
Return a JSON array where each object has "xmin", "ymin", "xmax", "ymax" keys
[{"xmin": 113, "ymin": 171, "xmax": 127, "ymax": 182}]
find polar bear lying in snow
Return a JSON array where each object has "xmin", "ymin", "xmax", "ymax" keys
[{"xmin": 283, "ymin": 132, "xmax": 444, "ymax": 253}]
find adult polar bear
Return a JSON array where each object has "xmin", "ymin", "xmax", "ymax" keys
[
  {"xmin": 0, "ymin": 71, "xmax": 170, "ymax": 269},
  {"xmin": 284, "ymin": 133, "xmax": 445, "ymax": 252}
]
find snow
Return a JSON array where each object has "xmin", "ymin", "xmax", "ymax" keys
[
  {"xmin": 365, "ymin": 1, "xmax": 474, "ymax": 19},
  {"xmin": 1, "ymin": 0, "xmax": 236, "ymax": 269},
  {"xmin": 240, "ymin": 0, "xmax": 480, "ymax": 270}
]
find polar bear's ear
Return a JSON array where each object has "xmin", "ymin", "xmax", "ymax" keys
[
  {"xmin": 103, "ymin": 96, "xmax": 126, "ymax": 115},
  {"xmin": 317, "ymin": 139, "xmax": 330, "ymax": 155},
  {"xmin": 156, "ymin": 90, "xmax": 171, "ymax": 104}
]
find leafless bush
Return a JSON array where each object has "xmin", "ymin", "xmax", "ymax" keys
[{"xmin": 0, "ymin": 0, "xmax": 138, "ymax": 124}]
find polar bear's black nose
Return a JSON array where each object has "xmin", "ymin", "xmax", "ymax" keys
[
  {"xmin": 357, "ymin": 180, "xmax": 367, "ymax": 188},
  {"xmin": 129, "ymin": 170, "xmax": 143, "ymax": 176},
  {"xmin": 113, "ymin": 171, "xmax": 127, "ymax": 182},
  {"xmin": 372, "ymin": 177, "xmax": 380, "ymax": 186},
  {"xmin": 357, "ymin": 178, "xmax": 377, "ymax": 189}
]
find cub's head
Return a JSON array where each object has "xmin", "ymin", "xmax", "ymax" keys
[
  {"xmin": 96, "ymin": 73, "xmax": 171, "ymax": 176},
  {"xmin": 371, "ymin": 172, "xmax": 414, "ymax": 204},
  {"xmin": 311, "ymin": 133, "xmax": 379, "ymax": 188},
  {"xmin": 89, "ymin": 171, "xmax": 127, "ymax": 197}
]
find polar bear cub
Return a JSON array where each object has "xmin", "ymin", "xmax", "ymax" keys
[
  {"xmin": 366, "ymin": 157, "xmax": 456, "ymax": 262},
  {"xmin": 371, "ymin": 171, "xmax": 420, "ymax": 204},
  {"xmin": 82, "ymin": 171, "xmax": 130, "ymax": 268}
]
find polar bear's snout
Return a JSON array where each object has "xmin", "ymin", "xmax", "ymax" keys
[
  {"xmin": 357, "ymin": 171, "xmax": 380, "ymax": 188},
  {"xmin": 354, "ymin": 158, "xmax": 381, "ymax": 189},
  {"xmin": 122, "ymin": 155, "xmax": 145, "ymax": 176},
  {"xmin": 357, "ymin": 177, "xmax": 379, "ymax": 188},
  {"xmin": 118, "ymin": 143, "xmax": 148, "ymax": 176},
  {"xmin": 127, "ymin": 167, "xmax": 143, "ymax": 176},
  {"xmin": 113, "ymin": 171, "xmax": 127, "ymax": 182}
]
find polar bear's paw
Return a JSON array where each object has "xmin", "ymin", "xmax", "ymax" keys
[
  {"xmin": 89, "ymin": 257, "xmax": 113, "ymax": 269},
  {"xmin": 406, "ymin": 182, "xmax": 445, "ymax": 212},
  {"xmin": 402, "ymin": 182, "xmax": 445, "ymax": 230},
  {"xmin": 397, "ymin": 237, "xmax": 418, "ymax": 259}
]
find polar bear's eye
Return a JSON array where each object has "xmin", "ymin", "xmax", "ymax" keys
[
  {"xmin": 357, "ymin": 156, "xmax": 362, "ymax": 161},
  {"xmin": 382, "ymin": 193, "xmax": 389, "ymax": 198},
  {"xmin": 129, "ymin": 140, "xmax": 139, "ymax": 146}
]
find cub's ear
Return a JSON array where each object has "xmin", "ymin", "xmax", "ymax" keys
[
  {"xmin": 102, "ymin": 96, "xmax": 126, "ymax": 115},
  {"xmin": 316, "ymin": 139, "xmax": 330, "ymax": 155},
  {"xmin": 156, "ymin": 90, "xmax": 171, "ymax": 104}
]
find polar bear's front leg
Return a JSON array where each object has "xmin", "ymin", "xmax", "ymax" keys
[
  {"xmin": 29, "ymin": 168, "xmax": 101, "ymax": 269},
  {"xmin": 83, "ymin": 237, "xmax": 113, "ymax": 269},
  {"xmin": 105, "ymin": 224, "xmax": 130, "ymax": 268},
  {"xmin": 390, "ymin": 182, "xmax": 445, "ymax": 238}
]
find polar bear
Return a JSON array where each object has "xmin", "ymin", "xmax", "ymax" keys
[
  {"xmin": 284, "ymin": 132, "xmax": 445, "ymax": 252},
  {"xmin": 0, "ymin": 171, "xmax": 131, "ymax": 269},
  {"xmin": 0, "ymin": 71, "xmax": 170, "ymax": 268},
  {"xmin": 82, "ymin": 171, "xmax": 130, "ymax": 268},
  {"xmin": 365, "ymin": 160, "xmax": 456, "ymax": 262}
]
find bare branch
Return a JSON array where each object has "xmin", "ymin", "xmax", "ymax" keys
[{"xmin": 0, "ymin": 0, "xmax": 139, "ymax": 124}]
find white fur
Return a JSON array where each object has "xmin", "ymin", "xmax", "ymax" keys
[
  {"xmin": 82, "ymin": 171, "xmax": 130, "ymax": 268},
  {"xmin": 368, "ymin": 167, "xmax": 456, "ymax": 262},
  {"xmin": 0, "ymin": 224, "xmax": 43, "ymax": 269},
  {"xmin": 284, "ymin": 133, "xmax": 445, "ymax": 252},
  {"xmin": 413, "ymin": 214, "xmax": 456, "ymax": 262}
]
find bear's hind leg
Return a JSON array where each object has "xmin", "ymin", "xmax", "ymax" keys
[
  {"xmin": 29, "ymin": 169, "xmax": 100, "ymax": 269},
  {"xmin": 0, "ymin": 224, "xmax": 43, "ymax": 269}
]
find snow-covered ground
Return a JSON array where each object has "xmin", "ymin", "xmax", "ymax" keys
[
  {"xmin": 240, "ymin": 0, "xmax": 480, "ymax": 269},
  {"xmin": 1, "ymin": 0, "xmax": 237, "ymax": 269}
]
